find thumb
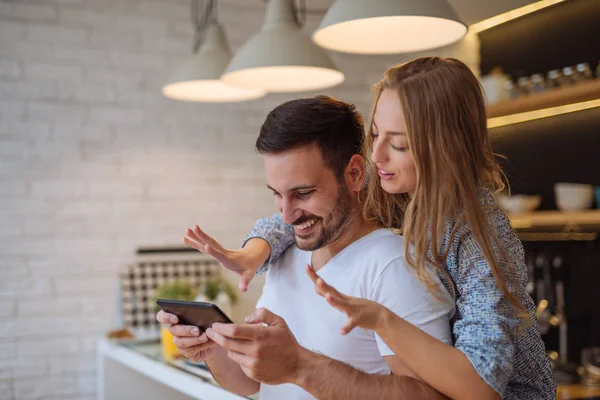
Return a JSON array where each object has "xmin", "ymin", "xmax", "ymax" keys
[
  {"xmin": 341, "ymin": 318, "xmax": 358, "ymax": 335},
  {"xmin": 238, "ymin": 271, "xmax": 254, "ymax": 293},
  {"xmin": 245, "ymin": 307, "xmax": 285, "ymax": 327}
]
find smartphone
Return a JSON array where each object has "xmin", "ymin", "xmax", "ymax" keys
[{"xmin": 156, "ymin": 299, "xmax": 233, "ymax": 331}]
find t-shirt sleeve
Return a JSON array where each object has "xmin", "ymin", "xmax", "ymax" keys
[{"xmin": 369, "ymin": 258, "xmax": 454, "ymax": 357}]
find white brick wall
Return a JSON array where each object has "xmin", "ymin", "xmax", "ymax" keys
[{"xmin": 0, "ymin": 0, "xmax": 476, "ymax": 398}]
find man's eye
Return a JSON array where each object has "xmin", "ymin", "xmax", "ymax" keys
[{"xmin": 296, "ymin": 191, "xmax": 313, "ymax": 199}]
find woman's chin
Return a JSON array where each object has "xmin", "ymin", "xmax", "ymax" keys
[{"xmin": 380, "ymin": 179, "xmax": 403, "ymax": 194}]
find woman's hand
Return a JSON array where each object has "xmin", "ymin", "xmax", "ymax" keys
[
  {"xmin": 184, "ymin": 225, "xmax": 270, "ymax": 292},
  {"xmin": 305, "ymin": 264, "xmax": 388, "ymax": 334}
]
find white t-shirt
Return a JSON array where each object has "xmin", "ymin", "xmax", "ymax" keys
[{"xmin": 256, "ymin": 228, "xmax": 454, "ymax": 400}]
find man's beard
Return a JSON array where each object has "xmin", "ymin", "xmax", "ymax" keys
[{"xmin": 293, "ymin": 185, "xmax": 354, "ymax": 251}]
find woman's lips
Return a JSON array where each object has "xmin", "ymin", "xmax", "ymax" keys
[{"xmin": 378, "ymin": 169, "xmax": 395, "ymax": 180}]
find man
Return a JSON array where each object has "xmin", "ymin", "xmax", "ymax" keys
[{"xmin": 157, "ymin": 96, "xmax": 454, "ymax": 399}]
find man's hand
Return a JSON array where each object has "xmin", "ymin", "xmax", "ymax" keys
[
  {"xmin": 156, "ymin": 310, "xmax": 218, "ymax": 362},
  {"xmin": 183, "ymin": 225, "xmax": 270, "ymax": 291},
  {"xmin": 206, "ymin": 308, "xmax": 303, "ymax": 385}
]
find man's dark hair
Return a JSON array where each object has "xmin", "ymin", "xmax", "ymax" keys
[{"xmin": 256, "ymin": 95, "xmax": 364, "ymax": 180}]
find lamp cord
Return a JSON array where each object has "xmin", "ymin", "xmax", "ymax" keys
[
  {"xmin": 192, "ymin": 0, "xmax": 215, "ymax": 52},
  {"xmin": 190, "ymin": 0, "xmax": 306, "ymax": 52},
  {"xmin": 292, "ymin": 0, "xmax": 307, "ymax": 28}
]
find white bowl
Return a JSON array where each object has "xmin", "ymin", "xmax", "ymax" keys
[
  {"xmin": 496, "ymin": 194, "xmax": 541, "ymax": 214},
  {"xmin": 554, "ymin": 183, "xmax": 594, "ymax": 211}
]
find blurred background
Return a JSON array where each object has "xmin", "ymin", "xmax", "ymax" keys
[{"xmin": 0, "ymin": 0, "xmax": 598, "ymax": 399}]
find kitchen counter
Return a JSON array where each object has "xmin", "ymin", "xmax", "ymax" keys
[
  {"xmin": 97, "ymin": 338, "xmax": 600, "ymax": 399},
  {"xmin": 96, "ymin": 338, "xmax": 251, "ymax": 400}
]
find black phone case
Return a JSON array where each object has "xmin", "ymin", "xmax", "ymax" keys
[{"xmin": 156, "ymin": 299, "xmax": 233, "ymax": 331}]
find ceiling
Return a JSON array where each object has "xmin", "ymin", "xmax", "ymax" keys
[
  {"xmin": 218, "ymin": 0, "xmax": 538, "ymax": 26},
  {"xmin": 214, "ymin": 0, "xmax": 539, "ymax": 47}
]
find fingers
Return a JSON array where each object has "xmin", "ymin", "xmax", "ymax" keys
[
  {"xmin": 185, "ymin": 227, "xmax": 204, "ymax": 244},
  {"xmin": 239, "ymin": 271, "xmax": 254, "ymax": 293},
  {"xmin": 192, "ymin": 225, "xmax": 224, "ymax": 252},
  {"xmin": 183, "ymin": 225, "xmax": 214, "ymax": 253},
  {"xmin": 203, "ymin": 244, "xmax": 230, "ymax": 265},
  {"xmin": 226, "ymin": 349, "xmax": 256, "ymax": 369},
  {"xmin": 169, "ymin": 324, "xmax": 201, "ymax": 337},
  {"xmin": 206, "ymin": 328, "xmax": 252, "ymax": 354},
  {"xmin": 315, "ymin": 276, "xmax": 340, "ymax": 297},
  {"xmin": 157, "ymin": 310, "xmax": 178, "ymax": 324},
  {"xmin": 305, "ymin": 264, "xmax": 319, "ymax": 284},
  {"xmin": 305, "ymin": 264, "xmax": 344, "ymax": 301},
  {"xmin": 183, "ymin": 234, "xmax": 205, "ymax": 252},
  {"xmin": 210, "ymin": 322, "xmax": 260, "ymax": 340},
  {"xmin": 324, "ymin": 291, "xmax": 353, "ymax": 315},
  {"xmin": 245, "ymin": 307, "xmax": 285, "ymax": 328},
  {"xmin": 173, "ymin": 333, "xmax": 212, "ymax": 349},
  {"xmin": 180, "ymin": 342, "xmax": 217, "ymax": 362},
  {"xmin": 340, "ymin": 318, "xmax": 357, "ymax": 335},
  {"xmin": 305, "ymin": 265, "xmax": 354, "ymax": 315}
]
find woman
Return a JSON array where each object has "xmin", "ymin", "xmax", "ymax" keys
[{"xmin": 183, "ymin": 57, "xmax": 555, "ymax": 399}]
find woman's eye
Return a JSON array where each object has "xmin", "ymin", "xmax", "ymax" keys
[{"xmin": 390, "ymin": 143, "xmax": 408, "ymax": 152}]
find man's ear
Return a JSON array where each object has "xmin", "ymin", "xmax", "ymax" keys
[{"xmin": 344, "ymin": 154, "xmax": 366, "ymax": 193}]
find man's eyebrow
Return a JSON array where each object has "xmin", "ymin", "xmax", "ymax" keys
[
  {"xmin": 266, "ymin": 184, "xmax": 316, "ymax": 193},
  {"xmin": 372, "ymin": 121, "xmax": 405, "ymax": 136},
  {"xmin": 289, "ymin": 185, "xmax": 316, "ymax": 192}
]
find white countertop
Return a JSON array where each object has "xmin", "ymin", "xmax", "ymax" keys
[{"xmin": 96, "ymin": 338, "xmax": 250, "ymax": 400}]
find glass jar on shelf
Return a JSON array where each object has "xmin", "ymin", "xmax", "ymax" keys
[
  {"xmin": 546, "ymin": 70, "xmax": 562, "ymax": 89},
  {"xmin": 517, "ymin": 76, "xmax": 533, "ymax": 96},
  {"xmin": 503, "ymin": 80, "xmax": 518, "ymax": 100},
  {"xmin": 574, "ymin": 63, "xmax": 592, "ymax": 83},
  {"xmin": 530, "ymin": 73, "xmax": 547, "ymax": 93},
  {"xmin": 562, "ymin": 66, "xmax": 575, "ymax": 85}
]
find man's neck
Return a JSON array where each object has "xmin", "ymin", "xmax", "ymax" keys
[{"xmin": 311, "ymin": 216, "xmax": 379, "ymax": 271}]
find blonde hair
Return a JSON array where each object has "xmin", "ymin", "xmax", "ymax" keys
[{"xmin": 362, "ymin": 57, "xmax": 525, "ymax": 319}]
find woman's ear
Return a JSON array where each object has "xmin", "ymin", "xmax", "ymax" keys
[{"xmin": 344, "ymin": 154, "xmax": 366, "ymax": 192}]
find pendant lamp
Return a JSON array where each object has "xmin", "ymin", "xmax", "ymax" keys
[
  {"xmin": 312, "ymin": 0, "xmax": 467, "ymax": 54},
  {"xmin": 162, "ymin": 1, "xmax": 265, "ymax": 102},
  {"xmin": 222, "ymin": 0, "xmax": 344, "ymax": 93}
]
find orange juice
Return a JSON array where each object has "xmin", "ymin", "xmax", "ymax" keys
[{"xmin": 160, "ymin": 325, "xmax": 180, "ymax": 361}]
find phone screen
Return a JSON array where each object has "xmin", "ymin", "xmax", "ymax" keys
[{"xmin": 156, "ymin": 299, "xmax": 232, "ymax": 331}]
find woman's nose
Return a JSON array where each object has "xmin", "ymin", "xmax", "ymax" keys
[{"xmin": 371, "ymin": 140, "xmax": 387, "ymax": 164}]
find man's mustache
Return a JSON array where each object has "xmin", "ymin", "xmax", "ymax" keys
[{"xmin": 292, "ymin": 215, "xmax": 320, "ymax": 226}]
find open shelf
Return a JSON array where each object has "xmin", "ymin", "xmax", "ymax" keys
[
  {"xmin": 509, "ymin": 209, "xmax": 600, "ymax": 232},
  {"xmin": 486, "ymin": 79, "xmax": 600, "ymax": 119}
]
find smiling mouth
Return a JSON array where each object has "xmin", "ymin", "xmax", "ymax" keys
[{"xmin": 293, "ymin": 218, "xmax": 318, "ymax": 234}]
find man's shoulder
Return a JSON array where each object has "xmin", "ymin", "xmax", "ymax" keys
[
  {"xmin": 268, "ymin": 244, "xmax": 308, "ymax": 270},
  {"xmin": 351, "ymin": 229, "xmax": 405, "ymax": 261}
]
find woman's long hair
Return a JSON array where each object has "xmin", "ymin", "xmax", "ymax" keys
[{"xmin": 362, "ymin": 57, "xmax": 525, "ymax": 318}]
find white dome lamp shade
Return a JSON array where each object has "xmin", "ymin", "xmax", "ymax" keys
[
  {"xmin": 222, "ymin": 0, "xmax": 345, "ymax": 93},
  {"xmin": 313, "ymin": 0, "xmax": 468, "ymax": 54},
  {"xmin": 162, "ymin": 23, "xmax": 266, "ymax": 102}
]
